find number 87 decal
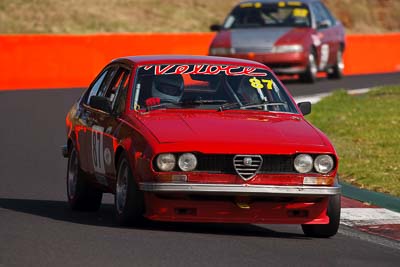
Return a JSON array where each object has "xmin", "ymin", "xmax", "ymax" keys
[
  {"xmin": 92, "ymin": 125, "xmax": 105, "ymax": 174},
  {"xmin": 249, "ymin": 77, "xmax": 273, "ymax": 90}
]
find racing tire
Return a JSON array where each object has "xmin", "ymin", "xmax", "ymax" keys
[
  {"xmin": 301, "ymin": 194, "xmax": 341, "ymax": 238},
  {"xmin": 67, "ymin": 146, "xmax": 103, "ymax": 211},
  {"xmin": 327, "ymin": 49, "xmax": 344, "ymax": 79},
  {"xmin": 114, "ymin": 153, "xmax": 145, "ymax": 226},
  {"xmin": 299, "ymin": 51, "xmax": 318, "ymax": 83}
]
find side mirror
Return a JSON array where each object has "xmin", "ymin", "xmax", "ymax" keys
[
  {"xmin": 297, "ymin": 101, "xmax": 311, "ymax": 115},
  {"xmin": 90, "ymin": 96, "xmax": 112, "ymax": 113},
  {"xmin": 210, "ymin": 24, "xmax": 222, "ymax": 31},
  {"xmin": 317, "ymin": 19, "xmax": 331, "ymax": 29}
]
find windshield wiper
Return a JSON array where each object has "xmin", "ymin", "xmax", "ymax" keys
[
  {"xmin": 146, "ymin": 102, "xmax": 176, "ymax": 111},
  {"xmin": 217, "ymin": 102, "xmax": 241, "ymax": 111},
  {"xmin": 147, "ymin": 100, "xmax": 228, "ymax": 111},
  {"xmin": 218, "ymin": 101, "xmax": 287, "ymax": 112},
  {"xmin": 240, "ymin": 102, "xmax": 287, "ymax": 110}
]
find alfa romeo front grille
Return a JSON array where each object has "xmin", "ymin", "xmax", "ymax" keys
[
  {"xmin": 233, "ymin": 155, "xmax": 263, "ymax": 181},
  {"xmin": 195, "ymin": 154, "xmax": 294, "ymax": 174}
]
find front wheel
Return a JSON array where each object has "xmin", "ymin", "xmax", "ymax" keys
[
  {"xmin": 66, "ymin": 146, "xmax": 102, "ymax": 211},
  {"xmin": 115, "ymin": 153, "xmax": 145, "ymax": 226},
  {"xmin": 299, "ymin": 51, "xmax": 318, "ymax": 83},
  {"xmin": 301, "ymin": 195, "xmax": 341, "ymax": 238},
  {"xmin": 327, "ymin": 49, "xmax": 344, "ymax": 79},
  {"xmin": 301, "ymin": 194, "xmax": 341, "ymax": 238}
]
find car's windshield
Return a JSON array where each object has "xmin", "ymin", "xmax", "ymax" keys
[
  {"xmin": 132, "ymin": 64, "xmax": 298, "ymax": 113},
  {"xmin": 223, "ymin": 2, "xmax": 311, "ymax": 29}
]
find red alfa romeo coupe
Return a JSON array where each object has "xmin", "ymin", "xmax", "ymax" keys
[{"xmin": 62, "ymin": 55, "xmax": 341, "ymax": 237}]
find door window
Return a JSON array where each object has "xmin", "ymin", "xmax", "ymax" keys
[
  {"xmin": 311, "ymin": 2, "xmax": 332, "ymax": 27},
  {"xmin": 86, "ymin": 70, "xmax": 108, "ymax": 104},
  {"xmin": 316, "ymin": 2, "xmax": 336, "ymax": 26},
  {"xmin": 85, "ymin": 66, "xmax": 117, "ymax": 105},
  {"xmin": 104, "ymin": 67, "xmax": 131, "ymax": 112}
]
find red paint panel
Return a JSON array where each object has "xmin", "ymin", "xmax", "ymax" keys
[{"xmin": 341, "ymin": 196, "xmax": 378, "ymax": 208}]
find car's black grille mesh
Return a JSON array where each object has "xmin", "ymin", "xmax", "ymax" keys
[
  {"xmin": 260, "ymin": 155, "xmax": 295, "ymax": 173},
  {"xmin": 196, "ymin": 154, "xmax": 235, "ymax": 173},
  {"xmin": 196, "ymin": 154, "xmax": 294, "ymax": 173}
]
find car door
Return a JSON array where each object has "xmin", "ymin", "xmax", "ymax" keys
[
  {"xmin": 310, "ymin": 2, "xmax": 337, "ymax": 71},
  {"xmin": 316, "ymin": 2, "xmax": 344, "ymax": 65},
  {"xmin": 77, "ymin": 66, "xmax": 117, "ymax": 173},
  {"xmin": 87, "ymin": 65, "xmax": 132, "ymax": 187}
]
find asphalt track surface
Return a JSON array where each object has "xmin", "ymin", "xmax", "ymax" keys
[{"xmin": 1, "ymin": 73, "xmax": 400, "ymax": 267}]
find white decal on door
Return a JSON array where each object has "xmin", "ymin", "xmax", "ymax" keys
[
  {"xmin": 92, "ymin": 125, "xmax": 105, "ymax": 174},
  {"xmin": 319, "ymin": 44, "xmax": 329, "ymax": 70}
]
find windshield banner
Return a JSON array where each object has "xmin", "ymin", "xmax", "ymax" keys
[{"xmin": 143, "ymin": 64, "xmax": 268, "ymax": 76}]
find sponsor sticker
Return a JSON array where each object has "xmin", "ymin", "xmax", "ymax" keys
[
  {"xmin": 240, "ymin": 3, "xmax": 253, "ymax": 8},
  {"xmin": 249, "ymin": 77, "xmax": 273, "ymax": 90},
  {"xmin": 104, "ymin": 147, "xmax": 112, "ymax": 166},
  {"xmin": 92, "ymin": 125, "xmax": 105, "ymax": 175},
  {"xmin": 293, "ymin": 8, "xmax": 308, "ymax": 17},
  {"xmin": 240, "ymin": 2, "xmax": 262, "ymax": 8},
  {"xmin": 288, "ymin": 1, "xmax": 302, "ymax": 6},
  {"xmin": 143, "ymin": 65, "xmax": 267, "ymax": 77},
  {"xmin": 254, "ymin": 2, "xmax": 262, "ymax": 8}
]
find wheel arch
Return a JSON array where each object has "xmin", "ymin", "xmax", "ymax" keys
[
  {"xmin": 67, "ymin": 132, "xmax": 77, "ymax": 156},
  {"xmin": 115, "ymin": 146, "xmax": 126, "ymax": 171}
]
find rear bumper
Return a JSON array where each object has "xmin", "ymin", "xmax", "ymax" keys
[{"xmin": 139, "ymin": 183, "xmax": 341, "ymax": 197}]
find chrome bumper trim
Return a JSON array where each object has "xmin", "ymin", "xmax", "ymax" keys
[
  {"xmin": 139, "ymin": 183, "xmax": 341, "ymax": 196},
  {"xmin": 273, "ymin": 67, "xmax": 307, "ymax": 74}
]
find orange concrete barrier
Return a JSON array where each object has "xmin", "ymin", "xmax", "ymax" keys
[
  {"xmin": 0, "ymin": 33, "xmax": 399, "ymax": 90},
  {"xmin": 0, "ymin": 33, "xmax": 215, "ymax": 90},
  {"xmin": 343, "ymin": 34, "xmax": 400, "ymax": 75}
]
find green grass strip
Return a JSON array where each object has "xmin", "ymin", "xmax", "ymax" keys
[{"xmin": 308, "ymin": 86, "xmax": 400, "ymax": 197}]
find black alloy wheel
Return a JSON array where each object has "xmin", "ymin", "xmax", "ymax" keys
[
  {"xmin": 67, "ymin": 146, "xmax": 103, "ymax": 211},
  {"xmin": 115, "ymin": 152, "xmax": 145, "ymax": 226},
  {"xmin": 299, "ymin": 50, "xmax": 318, "ymax": 83}
]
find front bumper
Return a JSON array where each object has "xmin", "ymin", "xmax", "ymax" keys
[
  {"xmin": 139, "ymin": 183, "xmax": 341, "ymax": 196},
  {"xmin": 216, "ymin": 51, "xmax": 308, "ymax": 74}
]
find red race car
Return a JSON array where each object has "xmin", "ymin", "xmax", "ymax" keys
[
  {"xmin": 62, "ymin": 55, "xmax": 341, "ymax": 237},
  {"xmin": 209, "ymin": 0, "xmax": 345, "ymax": 83}
]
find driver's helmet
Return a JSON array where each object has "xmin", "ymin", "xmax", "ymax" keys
[{"xmin": 151, "ymin": 74, "xmax": 184, "ymax": 103}]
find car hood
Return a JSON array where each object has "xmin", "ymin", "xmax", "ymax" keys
[
  {"xmin": 229, "ymin": 27, "xmax": 310, "ymax": 51},
  {"xmin": 135, "ymin": 110, "xmax": 331, "ymax": 154}
]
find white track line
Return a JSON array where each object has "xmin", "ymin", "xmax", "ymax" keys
[
  {"xmin": 341, "ymin": 208, "xmax": 400, "ymax": 226},
  {"xmin": 293, "ymin": 88, "xmax": 372, "ymax": 104}
]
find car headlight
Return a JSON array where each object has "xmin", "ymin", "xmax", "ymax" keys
[
  {"xmin": 156, "ymin": 153, "xmax": 176, "ymax": 171},
  {"xmin": 314, "ymin": 155, "xmax": 334, "ymax": 174},
  {"xmin": 209, "ymin": 47, "xmax": 236, "ymax": 55},
  {"xmin": 178, "ymin": 153, "xmax": 197, "ymax": 171},
  {"xmin": 272, "ymin": 45, "xmax": 303, "ymax": 53},
  {"xmin": 294, "ymin": 154, "xmax": 313, "ymax": 173}
]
